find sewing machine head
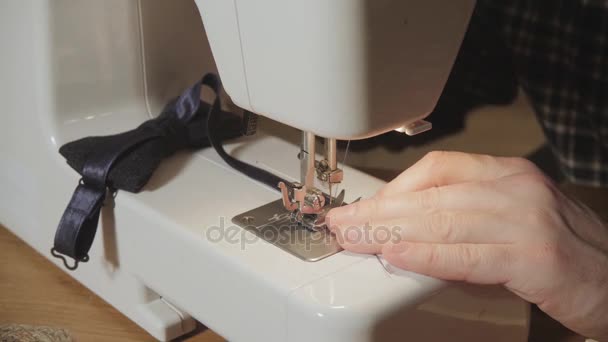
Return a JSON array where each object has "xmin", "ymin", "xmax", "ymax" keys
[{"xmin": 195, "ymin": 0, "xmax": 476, "ymax": 229}]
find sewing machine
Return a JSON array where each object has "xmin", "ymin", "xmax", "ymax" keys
[{"xmin": 0, "ymin": 1, "xmax": 530, "ymax": 341}]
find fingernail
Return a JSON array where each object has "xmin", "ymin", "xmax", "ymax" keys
[{"xmin": 387, "ymin": 242, "xmax": 408, "ymax": 254}]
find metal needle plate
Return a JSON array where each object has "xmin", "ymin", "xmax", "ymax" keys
[{"xmin": 232, "ymin": 200, "xmax": 343, "ymax": 262}]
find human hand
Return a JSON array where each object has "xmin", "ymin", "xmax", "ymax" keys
[{"xmin": 327, "ymin": 151, "xmax": 608, "ymax": 340}]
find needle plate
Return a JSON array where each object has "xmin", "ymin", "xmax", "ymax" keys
[{"xmin": 232, "ymin": 200, "xmax": 343, "ymax": 262}]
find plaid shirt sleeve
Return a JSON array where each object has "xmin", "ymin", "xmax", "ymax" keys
[{"xmin": 455, "ymin": 0, "xmax": 608, "ymax": 187}]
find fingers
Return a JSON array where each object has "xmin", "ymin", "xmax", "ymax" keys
[
  {"xmin": 332, "ymin": 223, "xmax": 393, "ymax": 254},
  {"xmin": 327, "ymin": 181, "xmax": 509, "ymax": 228},
  {"xmin": 332, "ymin": 210, "xmax": 515, "ymax": 255},
  {"xmin": 382, "ymin": 242, "xmax": 514, "ymax": 285},
  {"xmin": 378, "ymin": 151, "xmax": 539, "ymax": 197}
]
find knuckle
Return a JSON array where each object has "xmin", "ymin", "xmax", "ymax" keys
[
  {"xmin": 521, "ymin": 172, "xmax": 555, "ymax": 191},
  {"xmin": 505, "ymin": 157, "xmax": 541, "ymax": 174},
  {"xmin": 524, "ymin": 208, "xmax": 559, "ymax": 230},
  {"xmin": 468, "ymin": 153, "xmax": 495, "ymax": 170},
  {"xmin": 493, "ymin": 248, "xmax": 515, "ymax": 283},
  {"xmin": 534, "ymin": 241, "xmax": 570, "ymax": 274},
  {"xmin": 390, "ymin": 225, "xmax": 404, "ymax": 243},
  {"xmin": 373, "ymin": 196, "xmax": 389, "ymax": 215},
  {"xmin": 475, "ymin": 179, "xmax": 501, "ymax": 195},
  {"xmin": 422, "ymin": 151, "xmax": 451, "ymax": 178},
  {"xmin": 418, "ymin": 187, "xmax": 441, "ymax": 209},
  {"xmin": 517, "ymin": 173, "xmax": 560, "ymax": 207},
  {"xmin": 423, "ymin": 151, "xmax": 449, "ymax": 164},
  {"xmin": 458, "ymin": 245, "xmax": 481, "ymax": 281},
  {"xmin": 427, "ymin": 212, "xmax": 458, "ymax": 242},
  {"xmin": 424, "ymin": 245, "xmax": 442, "ymax": 269},
  {"xmin": 373, "ymin": 225, "xmax": 392, "ymax": 244}
]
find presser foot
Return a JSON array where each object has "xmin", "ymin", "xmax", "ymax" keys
[{"xmin": 278, "ymin": 181, "xmax": 346, "ymax": 231}]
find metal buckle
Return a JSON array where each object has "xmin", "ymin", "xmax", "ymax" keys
[{"xmin": 50, "ymin": 247, "xmax": 89, "ymax": 271}]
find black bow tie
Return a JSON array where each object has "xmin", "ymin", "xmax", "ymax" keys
[{"xmin": 52, "ymin": 74, "xmax": 265, "ymax": 270}]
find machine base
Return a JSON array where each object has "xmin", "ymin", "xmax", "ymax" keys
[{"xmin": 232, "ymin": 200, "xmax": 342, "ymax": 262}]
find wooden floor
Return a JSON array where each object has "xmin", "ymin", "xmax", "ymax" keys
[{"xmin": 0, "ymin": 224, "xmax": 224, "ymax": 342}]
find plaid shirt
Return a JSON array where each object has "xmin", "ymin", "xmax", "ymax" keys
[{"xmin": 454, "ymin": 0, "xmax": 608, "ymax": 187}]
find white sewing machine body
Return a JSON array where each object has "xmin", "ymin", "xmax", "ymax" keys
[
  {"xmin": 196, "ymin": 0, "xmax": 475, "ymax": 139},
  {"xmin": 0, "ymin": 1, "xmax": 530, "ymax": 341}
]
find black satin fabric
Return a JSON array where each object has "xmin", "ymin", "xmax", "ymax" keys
[
  {"xmin": 59, "ymin": 79, "xmax": 244, "ymax": 193},
  {"xmin": 52, "ymin": 74, "xmax": 254, "ymax": 270}
]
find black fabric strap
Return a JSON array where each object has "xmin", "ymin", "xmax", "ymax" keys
[
  {"xmin": 52, "ymin": 130, "xmax": 163, "ymax": 270},
  {"xmin": 201, "ymin": 74, "xmax": 294, "ymax": 190},
  {"xmin": 52, "ymin": 79, "xmax": 210, "ymax": 270},
  {"xmin": 51, "ymin": 184, "xmax": 102, "ymax": 269},
  {"xmin": 52, "ymin": 73, "xmax": 292, "ymax": 271}
]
